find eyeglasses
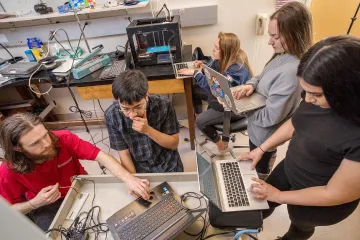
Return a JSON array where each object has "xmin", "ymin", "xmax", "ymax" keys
[{"xmin": 119, "ymin": 100, "xmax": 146, "ymax": 114}]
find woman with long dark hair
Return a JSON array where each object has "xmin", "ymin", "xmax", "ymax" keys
[{"xmin": 241, "ymin": 35, "xmax": 360, "ymax": 240}]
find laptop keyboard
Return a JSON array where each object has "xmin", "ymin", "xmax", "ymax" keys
[
  {"xmin": 220, "ymin": 162, "xmax": 250, "ymax": 207},
  {"xmin": 202, "ymin": 168, "xmax": 218, "ymax": 205},
  {"xmin": 117, "ymin": 194, "xmax": 184, "ymax": 240},
  {"xmin": 175, "ymin": 63, "xmax": 189, "ymax": 77},
  {"xmin": 99, "ymin": 60, "xmax": 126, "ymax": 79},
  {"xmin": 234, "ymin": 99, "xmax": 257, "ymax": 110},
  {"xmin": 175, "ymin": 63, "xmax": 189, "ymax": 71}
]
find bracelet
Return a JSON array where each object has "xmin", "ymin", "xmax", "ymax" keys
[
  {"xmin": 259, "ymin": 145, "xmax": 266, "ymax": 153},
  {"xmin": 28, "ymin": 200, "xmax": 37, "ymax": 210}
]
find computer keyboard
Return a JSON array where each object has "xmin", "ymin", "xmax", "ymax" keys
[
  {"xmin": 117, "ymin": 194, "xmax": 184, "ymax": 240},
  {"xmin": 201, "ymin": 168, "xmax": 219, "ymax": 205},
  {"xmin": 234, "ymin": 99, "xmax": 257, "ymax": 110},
  {"xmin": 220, "ymin": 162, "xmax": 250, "ymax": 207},
  {"xmin": 99, "ymin": 60, "xmax": 126, "ymax": 80},
  {"xmin": 175, "ymin": 63, "xmax": 189, "ymax": 71},
  {"xmin": 174, "ymin": 63, "xmax": 189, "ymax": 77}
]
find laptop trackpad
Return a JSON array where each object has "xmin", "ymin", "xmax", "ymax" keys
[{"xmin": 238, "ymin": 160, "xmax": 256, "ymax": 175}]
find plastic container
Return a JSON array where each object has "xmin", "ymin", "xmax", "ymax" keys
[
  {"xmin": 31, "ymin": 48, "xmax": 42, "ymax": 61},
  {"xmin": 25, "ymin": 50, "xmax": 37, "ymax": 62},
  {"xmin": 27, "ymin": 37, "xmax": 43, "ymax": 49}
]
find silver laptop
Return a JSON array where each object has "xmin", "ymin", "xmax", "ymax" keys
[
  {"xmin": 172, "ymin": 61, "xmax": 200, "ymax": 79},
  {"xmin": 203, "ymin": 65, "xmax": 267, "ymax": 114},
  {"xmin": 196, "ymin": 148, "xmax": 269, "ymax": 212}
]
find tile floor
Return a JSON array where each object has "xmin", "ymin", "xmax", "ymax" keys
[{"xmin": 70, "ymin": 125, "xmax": 360, "ymax": 240}]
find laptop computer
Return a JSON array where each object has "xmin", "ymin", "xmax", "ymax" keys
[
  {"xmin": 203, "ymin": 65, "xmax": 267, "ymax": 114},
  {"xmin": 0, "ymin": 62, "xmax": 41, "ymax": 78},
  {"xmin": 196, "ymin": 148, "xmax": 269, "ymax": 212},
  {"xmin": 172, "ymin": 61, "xmax": 200, "ymax": 79},
  {"xmin": 106, "ymin": 182, "xmax": 206, "ymax": 240}
]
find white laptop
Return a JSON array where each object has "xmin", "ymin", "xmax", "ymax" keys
[
  {"xmin": 172, "ymin": 61, "xmax": 200, "ymax": 79},
  {"xmin": 196, "ymin": 147, "xmax": 269, "ymax": 212},
  {"xmin": 203, "ymin": 65, "xmax": 267, "ymax": 114}
]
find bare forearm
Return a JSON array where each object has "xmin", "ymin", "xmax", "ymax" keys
[
  {"xmin": 13, "ymin": 200, "xmax": 37, "ymax": 214},
  {"xmin": 279, "ymin": 186, "xmax": 345, "ymax": 207},
  {"xmin": 96, "ymin": 151, "xmax": 132, "ymax": 181},
  {"xmin": 146, "ymin": 127, "xmax": 178, "ymax": 150},
  {"xmin": 261, "ymin": 119, "xmax": 294, "ymax": 151}
]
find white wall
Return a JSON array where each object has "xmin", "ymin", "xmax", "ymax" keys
[{"xmin": 0, "ymin": 0, "xmax": 281, "ymax": 117}]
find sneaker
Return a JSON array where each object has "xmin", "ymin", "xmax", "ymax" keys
[{"xmin": 209, "ymin": 141, "xmax": 234, "ymax": 156}]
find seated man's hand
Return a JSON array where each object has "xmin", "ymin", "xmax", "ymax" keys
[
  {"xmin": 132, "ymin": 111, "xmax": 150, "ymax": 134},
  {"xmin": 124, "ymin": 174, "xmax": 150, "ymax": 200},
  {"xmin": 30, "ymin": 183, "xmax": 61, "ymax": 208},
  {"xmin": 178, "ymin": 68, "xmax": 195, "ymax": 76}
]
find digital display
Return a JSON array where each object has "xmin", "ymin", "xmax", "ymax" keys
[{"xmin": 159, "ymin": 54, "xmax": 170, "ymax": 60}]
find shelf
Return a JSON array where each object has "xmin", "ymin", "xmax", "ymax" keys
[{"xmin": 0, "ymin": 1, "xmax": 149, "ymax": 29}]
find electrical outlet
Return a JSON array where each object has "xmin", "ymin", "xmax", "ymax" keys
[{"xmin": 179, "ymin": 8, "xmax": 185, "ymax": 14}]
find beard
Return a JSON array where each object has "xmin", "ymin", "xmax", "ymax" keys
[{"xmin": 21, "ymin": 137, "xmax": 58, "ymax": 165}]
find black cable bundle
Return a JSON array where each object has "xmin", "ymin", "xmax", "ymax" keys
[{"xmin": 46, "ymin": 206, "xmax": 109, "ymax": 240}]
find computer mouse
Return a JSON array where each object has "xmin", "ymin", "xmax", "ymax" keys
[{"xmin": 136, "ymin": 197, "xmax": 151, "ymax": 208}]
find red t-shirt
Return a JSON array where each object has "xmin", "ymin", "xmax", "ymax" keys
[{"xmin": 0, "ymin": 130, "xmax": 100, "ymax": 204}]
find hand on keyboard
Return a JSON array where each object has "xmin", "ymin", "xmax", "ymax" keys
[
  {"xmin": 233, "ymin": 84, "xmax": 255, "ymax": 99},
  {"xmin": 178, "ymin": 68, "xmax": 195, "ymax": 76}
]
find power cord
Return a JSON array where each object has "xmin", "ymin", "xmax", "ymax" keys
[
  {"xmin": 156, "ymin": 3, "xmax": 171, "ymax": 20},
  {"xmin": 93, "ymin": 99, "xmax": 111, "ymax": 154},
  {"xmin": 0, "ymin": 43, "xmax": 14, "ymax": 59},
  {"xmin": 46, "ymin": 177, "xmax": 109, "ymax": 240},
  {"xmin": 180, "ymin": 191, "xmax": 214, "ymax": 240}
]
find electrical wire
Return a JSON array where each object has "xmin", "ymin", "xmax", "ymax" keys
[
  {"xmin": 0, "ymin": 43, "xmax": 14, "ymax": 59},
  {"xmin": 234, "ymin": 229, "xmax": 260, "ymax": 240},
  {"xmin": 156, "ymin": 3, "xmax": 171, "ymax": 20},
  {"xmin": 28, "ymin": 63, "xmax": 53, "ymax": 96},
  {"xmin": 46, "ymin": 177, "xmax": 108, "ymax": 240},
  {"xmin": 53, "ymin": 36, "xmax": 74, "ymax": 56},
  {"xmin": 93, "ymin": 99, "xmax": 111, "ymax": 154},
  {"xmin": 97, "ymin": 99, "xmax": 105, "ymax": 113}
]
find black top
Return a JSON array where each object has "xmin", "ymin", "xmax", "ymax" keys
[
  {"xmin": 104, "ymin": 95, "xmax": 183, "ymax": 173},
  {"xmin": 285, "ymin": 101, "xmax": 360, "ymax": 190}
]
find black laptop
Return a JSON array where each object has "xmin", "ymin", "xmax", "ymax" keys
[
  {"xmin": 0, "ymin": 62, "xmax": 41, "ymax": 78},
  {"xmin": 106, "ymin": 182, "xmax": 206, "ymax": 240}
]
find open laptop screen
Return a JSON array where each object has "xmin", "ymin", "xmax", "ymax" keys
[{"xmin": 196, "ymin": 151, "xmax": 221, "ymax": 208}]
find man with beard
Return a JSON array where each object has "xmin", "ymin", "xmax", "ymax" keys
[{"xmin": 0, "ymin": 113, "xmax": 150, "ymax": 231}]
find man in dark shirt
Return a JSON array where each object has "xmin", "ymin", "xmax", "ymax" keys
[{"xmin": 105, "ymin": 70, "xmax": 183, "ymax": 173}]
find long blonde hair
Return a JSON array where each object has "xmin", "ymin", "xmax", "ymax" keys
[{"xmin": 218, "ymin": 32, "xmax": 253, "ymax": 77}]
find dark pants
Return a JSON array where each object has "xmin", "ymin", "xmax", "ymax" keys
[
  {"xmin": 27, "ymin": 199, "xmax": 63, "ymax": 232},
  {"xmin": 192, "ymin": 85, "xmax": 210, "ymax": 114},
  {"xmin": 196, "ymin": 108, "xmax": 243, "ymax": 143},
  {"xmin": 263, "ymin": 160, "xmax": 359, "ymax": 240},
  {"xmin": 249, "ymin": 140, "xmax": 276, "ymax": 174}
]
